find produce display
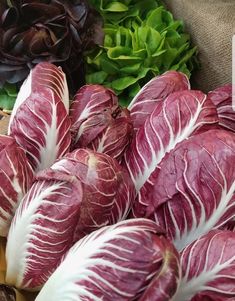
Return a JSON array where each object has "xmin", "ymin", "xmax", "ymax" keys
[
  {"xmin": 0, "ymin": 0, "xmax": 197, "ymax": 110},
  {"xmin": 0, "ymin": 2, "xmax": 233, "ymax": 300},
  {"xmin": 0, "ymin": 60, "xmax": 233, "ymax": 301}
]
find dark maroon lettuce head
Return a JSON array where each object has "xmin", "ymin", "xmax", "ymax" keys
[
  {"xmin": 49, "ymin": 148, "xmax": 136, "ymax": 241},
  {"xmin": 140, "ymin": 129, "xmax": 235, "ymax": 252},
  {"xmin": 0, "ymin": 0, "xmax": 103, "ymax": 94},
  {"xmin": 35, "ymin": 219, "xmax": 181, "ymax": 301},
  {"xmin": 5, "ymin": 148, "xmax": 135, "ymax": 291}
]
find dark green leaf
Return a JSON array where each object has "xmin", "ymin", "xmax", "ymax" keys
[
  {"xmin": 99, "ymin": 55, "xmax": 119, "ymax": 73},
  {"xmin": 111, "ymin": 76, "xmax": 138, "ymax": 90},
  {"xmin": 0, "ymin": 83, "xmax": 17, "ymax": 111},
  {"xmin": 175, "ymin": 47, "xmax": 197, "ymax": 67},
  {"xmin": 128, "ymin": 82, "xmax": 141, "ymax": 98},
  {"xmin": 145, "ymin": 27, "xmax": 163, "ymax": 55},
  {"xmin": 86, "ymin": 71, "xmax": 108, "ymax": 84},
  {"xmin": 120, "ymin": 63, "xmax": 142, "ymax": 74},
  {"xmin": 0, "ymin": 94, "xmax": 16, "ymax": 111},
  {"xmin": 4, "ymin": 83, "xmax": 17, "ymax": 97},
  {"xmin": 118, "ymin": 94, "xmax": 129, "ymax": 107}
]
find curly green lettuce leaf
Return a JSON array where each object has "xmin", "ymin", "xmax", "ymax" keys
[
  {"xmin": 89, "ymin": 0, "xmax": 163, "ymax": 25},
  {"xmin": 85, "ymin": 5, "xmax": 197, "ymax": 106}
]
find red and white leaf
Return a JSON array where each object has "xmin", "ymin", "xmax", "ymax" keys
[
  {"xmin": 9, "ymin": 63, "xmax": 71, "ymax": 172},
  {"xmin": 143, "ymin": 129, "xmax": 235, "ymax": 251},
  {"xmin": 35, "ymin": 219, "xmax": 180, "ymax": 301},
  {"xmin": 6, "ymin": 171, "xmax": 83, "ymax": 291},
  {"xmin": 208, "ymin": 84, "xmax": 235, "ymax": 132},
  {"xmin": 128, "ymin": 71, "xmax": 190, "ymax": 132},
  {"xmin": 139, "ymin": 236, "xmax": 181, "ymax": 301},
  {"xmin": 70, "ymin": 84, "xmax": 118, "ymax": 136},
  {"xmin": 70, "ymin": 85, "xmax": 132, "ymax": 160},
  {"xmin": 89, "ymin": 107, "xmax": 133, "ymax": 161},
  {"xmin": 8, "ymin": 71, "xmax": 33, "ymax": 128},
  {"xmin": 125, "ymin": 90, "xmax": 218, "ymax": 208},
  {"xmin": 0, "ymin": 135, "xmax": 33, "ymax": 236},
  {"xmin": 49, "ymin": 149, "xmax": 135, "ymax": 241},
  {"xmin": 172, "ymin": 230, "xmax": 235, "ymax": 301}
]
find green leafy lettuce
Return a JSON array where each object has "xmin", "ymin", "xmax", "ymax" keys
[
  {"xmin": 86, "ymin": 0, "xmax": 197, "ymax": 105},
  {"xmin": 0, "ymin": 84, "xmax": 18, "ymax": 112}
]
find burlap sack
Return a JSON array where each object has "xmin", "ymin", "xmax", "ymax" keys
[
  {"xmin": 164, "ymin": 0, "xmax": 235, "ymax": 93},
  {"xmin": 0, "ymin": 112, "xmax": 10, "ymax": 135}
]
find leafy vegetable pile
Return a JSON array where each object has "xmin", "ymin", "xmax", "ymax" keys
[
  {"xmin": 0, "ymin": 0, "xmax": 197, "ymax": 111},
  {"xmin": 86, "ymin": 0, "xmax": 197, "ymax": 105},
  {"xmin": 0, "ymin": 62, "xmax": 234, "ymax": 301}
]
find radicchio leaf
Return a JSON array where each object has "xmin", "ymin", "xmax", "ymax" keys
[
  {"xmin": 0, "ymin": 135, "xmax": 33, "ymax": 237},
  {"xmin": 70, "ymin": 84, "xmax": 118, "ymax": 147},
  {"xmin": 6, "ymin": 171, "xmax": 83, "ymax": 291},
  {"xmin": 172, "ymin": 230, "xmax": 235, "ymax": 301},
  {"xmin": 128, "ymin": 71, "xmax": 190, "ymax": 132},
  {"xmin": 139, "ymin": 235, "xmax": 181, "ymax": 301},
  {"xmin": 70, "ymin": 85, "xmax": 117, "ymax": 129},
  {"xmin": 208, "ymin": 84, "xmax": 235, "ymax": 132},
  {"xmin": 35, "ymin": 219, "xmax": 181, "ymax": 301},
  {"xmin": 70, "ymin": 85, "xmax": 133, "ymax": 161},
  {"xmin": 124, "ymin": 90, "xmax": 218, "ymax": 209},
  {"xmin": 143, "ymin": 129, "xmax": 235, "ymax": 251},
  {"xmin": 8, "ymin": 62, "xmax": 71, "ymax": 172},
  {"xmin": 48, "ymin": 148, "xmax": 135, "ymax": 241},
  {"xmin": 88, "ymin": 107, "xmax": 133, "ymax": 162},
  {"xmin": 221, "ymin": 220, "xmax": 235, "ymax": 231}
]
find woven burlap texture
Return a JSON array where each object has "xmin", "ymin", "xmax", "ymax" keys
[
  {"xmin": 164, "ymin": 0, "xmax": 235, "ymax": 93},
  {"xmin": 0, "ymin": 114, "xmax": 10, "ymax": 135}
]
